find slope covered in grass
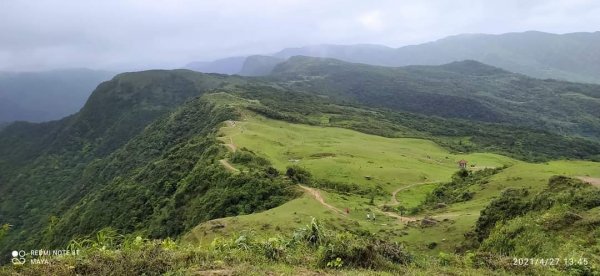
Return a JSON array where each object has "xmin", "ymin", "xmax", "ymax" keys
[
  {"xmin": 183, "ymin": 99, "xmax": 600, "ymax": 274},
  {"xmin": 218, "ymin": 115, "xmax": 516, "ymax": 192},
  {"xmin": 189, "ymin": 102, "xmax": 600, "ymax": 251}
]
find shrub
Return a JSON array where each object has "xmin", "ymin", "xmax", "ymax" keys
[
  {"xmin": 475, "ymin": 188, "xmax": 529, "ymax": 242},
  {"xmin": 318, "ymin": 232, "xmax": 379, "ymax": 269},
  {"xmin": 422, "ymin": 168, "xmax": 502, "ymax": 210},
  {"xmin": 230, "ymin": 149, "xmax": 271, "ymax": 168},
  {"xmin": 265, "ymin": 167, "xmax": 279, "ymax": 178},
  {"xmin": 261, "ymin": 237, "xmax": 286, "ymax": 261},
  {"xmin": 285, "ymin": 165, "xmax": 312, "ymax": 184},
  {"xmin": 373, "ymin": 240, "xmax": 412, "ymax": 264},
  {"xmin": 230, "ymin": 150, "xmax": 254, "ymax": 164},
  {"xmin": 294, "ymin": 218, "xmax": 325, "ymax": 247}
]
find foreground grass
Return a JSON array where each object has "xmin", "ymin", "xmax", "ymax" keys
[{"xmin": 1, "ymin": 220, "xmax": 555, "ymax": 276}]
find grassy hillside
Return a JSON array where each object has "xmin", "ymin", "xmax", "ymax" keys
[
  {"xmin": 231, "ymin": 85, "xmax": 600, "ymax": 162},
  {"xmin": 218, "ymin": 115, "xmax": 515, "ymax": 192},
  {"xmin": 184, "ymin": 99, "xmax": 600, "ymax": 274}
]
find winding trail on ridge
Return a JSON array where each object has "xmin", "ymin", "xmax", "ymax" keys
[
  {"xmin": 298, "ymin": 185, "xmax": 347, "ymax": 216},
  {"xmin": 375, "ymin": 181, "xmax": 442, "ymax": 222},
  {"xmin": 224, "ymin": 137, "xmax": 237, "ymax": 152},
  {"xmin": 376, "ymin": 209, "xmax": 418, "ymax": 222},
  {"xmin": 386, "ymin": 181, "xmax": 440, "ymax": 206},
  {"xmin": 297, "ymin": 185, "xmax": 419, "ymax": 222},
  {"xmin": 219, "ymin": 159, "xmax": 239, "ymax": 172},
  {"xmin": 222, "ymin": 120, "xmax": 239, "ymax": 152},
  {"xmin": 218, "ymin": 121, "xmax": 240, "ymax": 172},
  {"xmin": 218, "ymin": 119, "xmax": 443, "ymax": 223}
]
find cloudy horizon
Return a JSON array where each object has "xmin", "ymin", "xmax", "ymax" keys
[{"xmin": 1, "ymin": 0, "xmax": 599, "ymax": 72}]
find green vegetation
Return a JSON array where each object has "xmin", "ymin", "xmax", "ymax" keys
[
  {"xmin": 271, "ymin": 32, "xmax": 600, "ymax": 84},
  {"xmin": 2, "ymin": 219, "xmax": 560, "ymax": 275},
  {"xmin": 187, "ymin": 96, "xmax": 600, "ymax": 274},
  {"xmin": 0, "ymin": 224, "xmax": 9, "ymax": 244},
  {"xmin": 216, "ymin": 114, "xmax": 537, "ymax": 194},
  {"xmin": 421, "ymin": 168, "xmax": 503, "ymax": 209},
  {"xmin": 0, "ymin": 70, "xmax": 270, "ymax": 254},
  {"xmin": 459, "ymin": 176, "xmax": 600, "ymax": 274},
  {"xmin": 271, "ymin": 56, "xmax": 600, "ymax": 141},
  {"xmin": 1, "ymin": 65, "xmax": 600, "ymax": 275},
  {"xmin": 234, "ymin": 84, "xmax": 600, "ymax": 162},
  {"xmin": 40, "ymin": 97, "xmax": 297, "ymax": 248}
]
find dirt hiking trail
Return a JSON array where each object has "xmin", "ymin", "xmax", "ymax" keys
[
  {"xmin": 298, "ymin": 185, "xmax": 347, "ymax": 216},
  {"xmin": 219, "ymin": 159, "xmax": 239, "ymax": 172}
]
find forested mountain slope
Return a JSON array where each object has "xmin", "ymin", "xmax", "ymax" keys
[
  {"xmin": 270, "ymin": 56, "xmax": 600, "ymax": 140},
  {"xmin": 0, "ymin": 70, "xmax": 270, "ymax": 253}
]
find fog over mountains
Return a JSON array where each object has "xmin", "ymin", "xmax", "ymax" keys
[
  {"xmin": 187, "ymin": 31, "xmax": 600, "ymax": 84},
  {"xmin": 3, "ymin": 31, "xmax": 599, "ymax": 126},
  {"xmin": 0, "ymin": 69, "xmax": 114, "ymax": 123}
]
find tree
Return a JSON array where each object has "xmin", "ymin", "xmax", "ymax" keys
[{"xmin": 397, "ymin": 206, "xmax": 407, "ymax": 216}]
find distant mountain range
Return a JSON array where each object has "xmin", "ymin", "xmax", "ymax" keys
[
  {"xmin": 185, "ymin": 31, "xmax": 600, "ymax": 84},
  {"xmin": 270, "ymin": 56, "xmax": 600, "ymax": 141},
  {"xmin": 0, "ymin": 69, "xmax": 115, "ymax": 124},
  {"xmin": 185, "ymin": 56, "xmax": 247, "ymax": 75}
]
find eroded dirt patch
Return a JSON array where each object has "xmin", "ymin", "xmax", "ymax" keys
[{"xmin": 578, "ymin": 176, "xmax": 600, "ymax": 188}]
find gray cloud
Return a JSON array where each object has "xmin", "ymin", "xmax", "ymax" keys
[{"xmin": 1, "ymin": 0, "xmax": 599, "ymax": 71}]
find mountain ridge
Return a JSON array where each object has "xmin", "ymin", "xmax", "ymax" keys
[
  {"xmin": 269, "ymin": 56, "xmax": 600, "ymax": 140},
  {"xmin": 186, "ymin": 31, "xmax": 600, "ymax": 83}
]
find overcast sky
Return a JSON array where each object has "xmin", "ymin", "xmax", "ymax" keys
[{"xmin": 1, "ymin": 0, "xmax": 599, "ymax": 71}]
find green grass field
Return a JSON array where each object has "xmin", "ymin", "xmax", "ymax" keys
[
  {"xmin": 219, "ymin": 115, "xmax": 516, "ymax": 192},
  {"xmin": 189, "ymin": 106, "xmax": 600, "ymax": 255}
]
